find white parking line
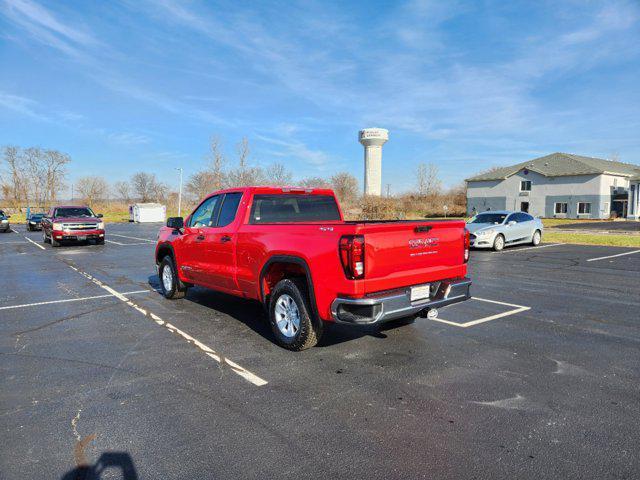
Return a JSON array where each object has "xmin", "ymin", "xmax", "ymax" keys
[
  {"xmin": 500, "ymin": 243, "xmax": 563, "ymax": 253},
  {"xmin": 430, "ymin": 296, "xmax": 530, "ymax": 328},
  {"xmin": 585, "ymin": 250, "xmax": 640, "ymax": 262},
  {"xmin": 66, "ymin": 264, "xmax": 267, "ymax": 387},
  {"xmin": 11, "ymin": 229, "xmax": 45, "ymax": 250},
  {"xmin": 0, "ymin": 290, "xmax": 151, "ymax": 311},
  {"xmin": 109, "ymin": 233, "xmax": 155, "ymax": 243},
  {"xmin": 105, "ymin": 239, "xmax": 150, "ymax": 246}
]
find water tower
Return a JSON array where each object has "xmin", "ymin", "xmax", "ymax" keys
[{"xmin": 359, "ymin": 128, "xmax": 389, "ymax": 196}]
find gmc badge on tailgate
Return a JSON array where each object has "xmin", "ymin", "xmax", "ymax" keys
[{"xmin": 409, "ymin": 238, "xmax": 439, "ymax": 249}]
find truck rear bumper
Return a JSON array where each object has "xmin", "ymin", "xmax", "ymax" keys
[{"xmin": 331, "ymin": 277, "xmax": 471, "ymax": 325}]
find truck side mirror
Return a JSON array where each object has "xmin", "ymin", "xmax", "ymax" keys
[
  {"xmin": 97, "ymin": 213, "xmax": 104, "ymax": 218},
  {"xmin": 167, "ymin": 217, "xmax": 184, "ymax": 230}
]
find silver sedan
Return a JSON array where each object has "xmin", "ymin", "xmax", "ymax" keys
[{"xmin": 466, "ymin": 210, "xmax": 543, "ymax": 251}]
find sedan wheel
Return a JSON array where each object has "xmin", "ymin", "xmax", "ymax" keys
[
  {"xmin": 493, "ymin": 234, "xmax": 505, "ymax": 251},
  {"xmin": 531, "ymin": 230, "xmax": 542, "ymax": 246}
]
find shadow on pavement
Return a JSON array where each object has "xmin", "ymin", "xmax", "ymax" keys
[
  {"xmin": 61, "ymin": 452, "xmax": 138, "ymax": 480},
  {"xmin": 147, "ymin": 274, "xmax": 404, "ymax": 348}
]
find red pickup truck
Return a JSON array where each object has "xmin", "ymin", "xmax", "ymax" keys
[
  {"xmin": 41, "ymin": 205, "xmax": 105, "ymax": 247},
  {"xmin": 155, "ymin": 187, "xmax": 471, "ymax": 350}
]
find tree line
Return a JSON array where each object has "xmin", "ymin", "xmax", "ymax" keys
[{"xmin": 1, "ymin": 140, "xmax": 465, "ymax": 217}]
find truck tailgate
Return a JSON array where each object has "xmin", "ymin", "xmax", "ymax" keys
[{"xmin": 360, "ymin": 221, "xmax": 467, "ymax": 293}]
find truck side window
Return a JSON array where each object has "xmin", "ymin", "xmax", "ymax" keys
[
  {"xmin": 217, "ymin": 192, "xmax": 243, "ymax": 227},
  {"xmin": 188, "ymin": 195, "xmax": 220, "ymax": 227}
]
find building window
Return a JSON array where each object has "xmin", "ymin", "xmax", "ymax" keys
[
  {"xmin": 520, "ymin": 180, "xmax": 532, "ymax": 191},
  {"xmin": 578, "ymin": 202, "xmax": 591, "ymax": 214},
  {"xmin": 554, "ymin": 202, "xmax": 568, "ymax": 214}
]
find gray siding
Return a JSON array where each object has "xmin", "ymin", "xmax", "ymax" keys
[
  {"xmin": 544, "ymin": 195, "xmax": 610, "ymax": 219},
  {"xmin": 467, "ymin": 196, "xmax": 506, "ymax": 215}
]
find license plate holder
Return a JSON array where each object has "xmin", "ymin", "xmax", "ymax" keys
[{"xmin": 410, "ymin": 284, "xmax": 430, "ymax": 302}]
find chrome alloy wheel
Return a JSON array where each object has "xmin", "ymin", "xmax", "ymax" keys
[
  {"xmin": 274, "ymin": 294, "xmax": 300, "ymax": 338},
  {"xmin": 494, "ymin": 235, "xmax": 505, "ymax": 251},
  {"xmin": 162, "ymin": 264, "xmax": 173, "ymax": 292}
]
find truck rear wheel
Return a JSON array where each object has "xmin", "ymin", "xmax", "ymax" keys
[
  {"xmin": 269, "ymin": 278, "xmax": 322, "ymax": 351},
  {"xmin": 159, "ymin": 256, "xmax": 188, "ymax": 299}
]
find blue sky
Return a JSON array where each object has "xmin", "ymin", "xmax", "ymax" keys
[{"xmin": 1, "ymin": 0, "xmax": 639, "ymax": 195}]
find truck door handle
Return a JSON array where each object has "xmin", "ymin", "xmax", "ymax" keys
[
  {"xmin": 221, "ymin": 235, "xmax": 232, "ymax": 243},
  {"xmin": 196, "ymin": 234, "xmax": 205, "ymax": 241}
]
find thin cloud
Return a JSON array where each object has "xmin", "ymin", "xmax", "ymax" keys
[{"xmin": 0, "ymin": 91, "xmax": 48, "ymax": 120}]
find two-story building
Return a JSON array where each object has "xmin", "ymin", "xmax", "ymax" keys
[{"xmin": 466, "ymin": 153, "xmax": 640, "ymax": 219}]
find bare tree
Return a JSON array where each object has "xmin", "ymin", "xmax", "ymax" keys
[
  {"xmin": 300, "ymin": 177, "xmax": 331, "ymax": 189},
  {"xmin": 186, "ymin": 171, "xmax": 217, "ymax": 201},
  {"xmin": 131, "ymin": 172, "xmax": 156, "ymax": 202},
  {"xmin": 1, "ymin": 146, "xmax": 26, "ymax": 206},
  {"xmin": 76, "ymin": 176, "xmax": 109, "ymax": 206},
  {"xmin": 415, "ymin": 162, "xmax": 442, "ymax": 196},
  {"xmin": 152, "ymin": 180, "xmax": 169, "ymax": 203},
  {"xmin": 1, "ymin": 145, "xmax": 70, "ymax": 207},
  {"xmin": 207, "ymin": 136, "xmax": 226, "ymax": 190},
  {"xmin": 42, "ymin": 149, "xmax": 70, "ymax": 204},
  {"xmin": 114, "ymin": 181, "xmax": 131, "ymax": 203},
  {"xmin": 330, "ymin": 172, "xmax": 359, "ymax": 204},
  {"xmin": 265, "ymin": 163, "xmax": 292, "ymax": 185},
  {"xmin": 227, "ymin": 137, "xmax": 265, "ymax": 186}
]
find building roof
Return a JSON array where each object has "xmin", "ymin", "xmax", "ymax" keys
[{"xmin": 466, "ymin": 152, "xmax": 640, "ymax": 182}]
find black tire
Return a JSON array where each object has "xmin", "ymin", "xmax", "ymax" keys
[
  {"xmin": 96, "ymin": 238, "xmax": 105, "ymax": 245},
  {"xmin": 493, "ymin": 234, "xmax": 505, "ymax": 252},
  {"xmin": 531, "ymin": 229, "xmax": 542, "ymax": 246},
  {"xmin": 268, "ymin": 278, "xmax": 323, "ymax": 351},
  {"xmin": 159, "ymin": 256, "xmax": 188, "ymax": 299}
]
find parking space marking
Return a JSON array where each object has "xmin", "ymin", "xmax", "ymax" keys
[
  {"xmin": 585, "ymin": 250, "xmax": 640, "ymax": 262},
  {"xmin": 105, "ymin": 239, "xmax": 150, "ymax": 246},
  {"xmin": 11, "ymin": 228, "xmax": 46, "ymax": 250},
  {"xmin": 109, "ymin": 233, "xmax": 155, "ymax": 243},
  {"xmin": 66, "ymin": 264, "xmax": 268, "ymax": 387},
  {"xmin": 499, "ymin": 243, "xmax": 563, "ymax": 253},
  {"xmin": 0, "ymin": 290, "xmax": 151, "ymax": 311},
  {"xmin": 430, "ymin": 296, "xmax": 530, "ymax": 328}
]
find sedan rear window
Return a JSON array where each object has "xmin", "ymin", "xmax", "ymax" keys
[{"xmin": 250, "ymin": 194, "xmax": 340, "ymax": 223}]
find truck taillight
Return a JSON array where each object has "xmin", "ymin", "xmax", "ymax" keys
[
  {"xmin": 464, "ymin": 228, "xmax": 470, "ymax": 262},
  {"xmin": 339, "ymin": 235, "xmax": 365, "ymax": 279}
]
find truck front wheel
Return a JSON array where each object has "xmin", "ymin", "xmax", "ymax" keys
[
  {"xmin": 269, "ymin": 279, "xmax": 322, "ymax": 351},
  {"xmin": 159, "ymin": 256, "xmax": 188, "ymax": 299}
]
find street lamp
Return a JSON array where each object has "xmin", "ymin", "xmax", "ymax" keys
[{"xmin": 175, "ymin": 167, "xmax": 183, "ymax": 217}]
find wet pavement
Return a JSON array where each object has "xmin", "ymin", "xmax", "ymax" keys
[{"xmin": 1, "ymin": 223, "xmax": 639, "ymax": 479}]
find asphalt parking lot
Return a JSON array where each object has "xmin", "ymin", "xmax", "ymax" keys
[{"xmin": 1, "ymin": 224, "xmax": 639, "ymax": 479}]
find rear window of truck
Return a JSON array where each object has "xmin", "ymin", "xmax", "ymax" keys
[{"xmin": 250, "ymin": 194, "xmax": 340, "ymax": 223}]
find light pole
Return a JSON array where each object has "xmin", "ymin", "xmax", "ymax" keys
[{"xmin": 175, "ymin": 167, "xmax": 183, "ymax": 217}]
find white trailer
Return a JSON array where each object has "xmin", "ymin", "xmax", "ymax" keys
[{"xmin": 129, "ymin": 203, "xmax": 166, "ymax": 223}]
